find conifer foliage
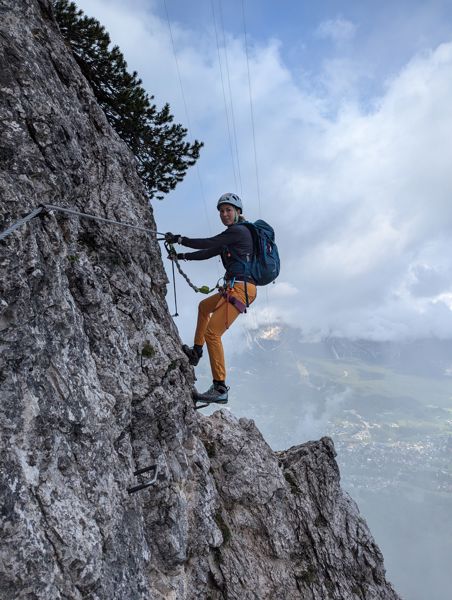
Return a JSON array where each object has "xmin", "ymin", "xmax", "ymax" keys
[{"xmin": 53, "ymin": 0, "xmax": 202, "ymax": 199}]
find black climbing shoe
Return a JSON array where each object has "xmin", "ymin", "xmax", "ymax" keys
[
  {"xmin": 193, "ymin": 382, "xmax": 229, "ymax": 405},
  {"xmin": 182, "ymin": 344, "xmax": 203, "ymax": 366}
]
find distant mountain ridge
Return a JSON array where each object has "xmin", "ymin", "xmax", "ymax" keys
[
  {"xmin": 246, "ymin": 324, "xmax": 452, "ymax": 375},
  {"xmin": 225, "ymin": 325, "xmax": 452, "ymax": 600},
  {"xmin": 324, "ymin": 336, "xmax": 452, "ymax": 377}
]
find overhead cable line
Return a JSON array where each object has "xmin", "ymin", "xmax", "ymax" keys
[
  {"xmin": 241, "ymin": 0, "xmax": 262, "ymax": 217},
  {"xmin": 241, "ymin": 0, "xmax": 270, "ymax": 312},
  {"xmin": 211, "ymin": 0, "xmax": 239, "ymax": 192},
  {"xmin": 162, "ymin": 0, "xmax": 212, "ymax": 236},
  {"xmin": 218, "ymin": 0, "xmax": 243, "ymax": 196}
]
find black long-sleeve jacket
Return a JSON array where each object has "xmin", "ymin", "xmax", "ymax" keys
[{"xmin": 180, "ymin": 223, "xmax": 255, "ymax": 281}]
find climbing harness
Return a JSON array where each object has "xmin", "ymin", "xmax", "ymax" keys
[
  {"xmin": 127, "ymin": 464, "xmax": 160, "ymax": 494},
  {"xmin": 219, "ymin": 279, "xmax": 247, "ymax": 314}
]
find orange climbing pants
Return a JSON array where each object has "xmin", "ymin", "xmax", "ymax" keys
[{"xmin": 194, "ymin": 282, "xmax": 257, "ymax": 382}]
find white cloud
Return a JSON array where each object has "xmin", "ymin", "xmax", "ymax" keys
[
  {"xmin": 409, "ymin": 264, "xmax": 452, "ymax": 297},
  {"xmin": 316, "ymin": 17, "xmax": 357, "ymax": 43},
  {"xmin": 75, "ymin": 1, "xmax": 452, "ymax": 342},
  {"xmin": 436, "ymin": 293, "xmax": 452, "ymax": 310},
  {"xmin": 268, "ymin": 281, "xmax": 299, "ymax": 298}
]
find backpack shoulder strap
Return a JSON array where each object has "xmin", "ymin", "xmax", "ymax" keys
[{"xmin": 239, "ymin": 221, "xmax": 259, "ymax": 255}]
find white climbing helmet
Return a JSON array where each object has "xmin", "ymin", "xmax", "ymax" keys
[{"xmin": 217, "ymin": 193, "xmax": 243, "ymax": 213}]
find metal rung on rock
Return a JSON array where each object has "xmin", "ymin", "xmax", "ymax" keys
[
  {"xmin": 194, "ymin": 401, "xmax": 210, "ymax": 410},
  {"xmin": 127, "ymin": 464, "xmax": 159, "ymax": 494}
]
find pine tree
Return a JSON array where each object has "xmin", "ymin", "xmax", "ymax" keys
[{"xmin": 53, "ymin": 0, "xmax": 203, "ymax": 199}]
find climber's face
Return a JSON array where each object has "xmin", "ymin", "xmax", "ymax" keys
[{"xmin": 219, "ymin": 204, "xmax": 237, "ymax": 227}]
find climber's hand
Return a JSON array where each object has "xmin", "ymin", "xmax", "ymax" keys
[
  {"xmin": 165, "ymin": 232, "xmax": 181, "ymax": 244},
  {"xmin": 168, "ymin": 253, "xmax": 185, "ymax": 262}
]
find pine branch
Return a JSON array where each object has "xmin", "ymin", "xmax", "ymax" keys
[{"xmin": 53, "ymin": 0, "xmax": 203, "ymax": 199}]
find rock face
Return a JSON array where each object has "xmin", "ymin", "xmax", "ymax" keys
[
  {"xmin": 200, "ymin": 414, "xmax": 399, "ymax": 600},
  {"xmin": 0, "ymin": 1, "xmax": 401, "ymax": 599}
]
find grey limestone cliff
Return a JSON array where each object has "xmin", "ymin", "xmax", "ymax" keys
[{"xmin": 0, "ymin": 1, "xmax": 401, "ymax": 598}]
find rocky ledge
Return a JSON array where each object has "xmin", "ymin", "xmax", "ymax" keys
[{"xmin": 198, "ymin": 411, "xmax": 400, "ymax": 600}]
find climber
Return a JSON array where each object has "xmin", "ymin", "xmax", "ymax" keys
[{"xmin": 165, "ymin": 193, "xmax": 257, "ymax": 405}]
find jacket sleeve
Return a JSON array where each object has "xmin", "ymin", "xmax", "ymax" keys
[
  {"xmin": 180, "ymin": 229, "xmax": 232, "ymax": 261},
  {"xmin": 182, "ymin": 246, "xmax": 220, "ymax": 261}
]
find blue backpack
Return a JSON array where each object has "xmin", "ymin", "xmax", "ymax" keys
[{"xmin": 239, "ymin": 220, "xmax": 280, "ymax": 286}]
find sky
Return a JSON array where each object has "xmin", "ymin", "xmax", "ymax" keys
[{"xmin": 75, "ymin": 0, "xmax": 452, "ymax": 344}]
